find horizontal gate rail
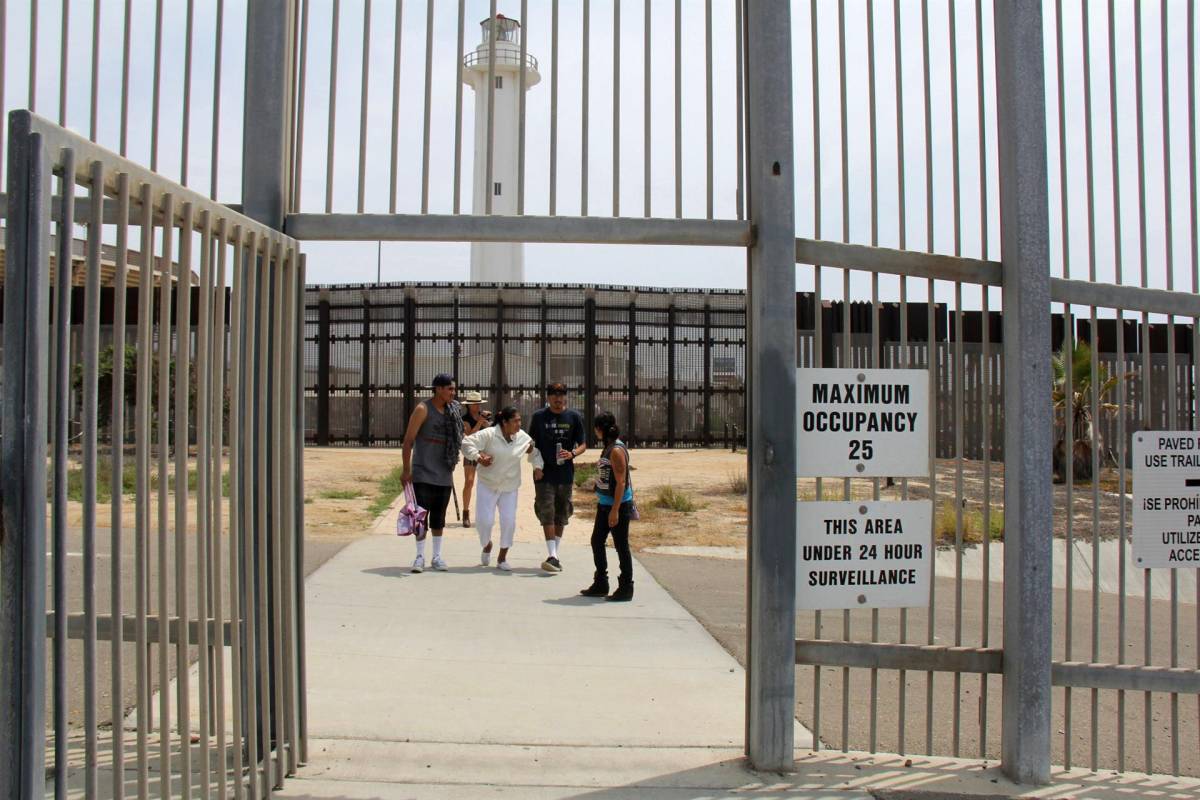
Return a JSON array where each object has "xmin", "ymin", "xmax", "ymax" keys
[
  {"xmin": 47, "ymin": 612, "xmax": 234, "ymax": 648},
  {"xmin": 286, "ymin": 213, "xmax": 752, "ymax": 247},
  {"xmin": 796, "ymin": 237, "xmax": 1200, "ymax": 319},
  {"xmin": 798, "ymin": 640, "xmax": 1200, "ymax": 697},
  {"xmin": 796, "ymin": 639, "xmax": 1004, "ymax": 675}
]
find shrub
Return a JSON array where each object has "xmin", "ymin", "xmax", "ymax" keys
[
  {"xmin": 573, "ymin": 462, "xmax": 598, "ymax": 488},
  {"xmin": 726, "ymin": 470, "xmax": 748, "ymax": 495},
  {"xmin": 653, "ymin": 484, "xmax": 699, "ymax": 513}
]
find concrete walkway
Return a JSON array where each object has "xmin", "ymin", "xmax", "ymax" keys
[{"xmin": 281, "ymin": 507, "xmax": 818, "ymax": 798}]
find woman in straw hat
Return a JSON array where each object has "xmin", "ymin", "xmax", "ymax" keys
[{"xmin": 459, "ymin": 389, "xmax": 491, "ymax": 527}]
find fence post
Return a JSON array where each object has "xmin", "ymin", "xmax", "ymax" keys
[
  {"xmin": 452, "ymin": 292, "xmax": 461, "ymax": 384},
  {"xmin": 242, "ymin": 0, "xmax": 295, "ymax": 229},
  {"xmin": 667, "ymin": 300, "xmax": 677, "ymax": 447},
  {"xmin": 403, "ymin": 292, "xmax": 417, "ymax": 423},
  {"xmin": 494, "ymin": 295, "xmax": 506, "ymax": 409},
  {"xmin": 703, "ymin": 301, "xmax": 712, "ymax": 446},
  {"xmin": 743, "ymin": 0, "xmax": 797, "ymax": 772},
  {"xmin": 995, "ymin": 0, "xmax": 1053, "ymax": 785},
  {"xmin": 628, "ymin": 299, "xmax": 638, "ymax": 446},
  {"xmin": 1, "ymin": 113, "xmax": 50, "ymax": 800},
  {"xmin": 361, "ymin": 297, "xmax": 371, "ymax": 446},
  {"xmin": 584, "ymin": 292, "xmax": 596, "ymax": 442},
  {"xmin": 316, "ymin": 292, "xmax": 330, "ymax": 445},
  {"xmin": 540, "ymin": 293, "xmax": 549, "ymax": 391}
]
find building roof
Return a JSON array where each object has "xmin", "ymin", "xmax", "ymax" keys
[{"xmin": 0, "ymin": 232, "xmax": 199, "ymax": 288}]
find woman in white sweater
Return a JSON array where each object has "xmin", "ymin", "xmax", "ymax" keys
[{"xmin": 460, "ymin": 406, "xmax": 544, "ymax": 570}]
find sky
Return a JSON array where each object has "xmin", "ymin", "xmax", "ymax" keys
[{"xmin": 2, "ymin": 0, "xmax": 1198, "ymax": 304}]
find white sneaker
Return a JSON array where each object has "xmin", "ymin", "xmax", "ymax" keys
[
  {"xmin": 497, "ymin": 561, "xmax": 513, "ymax": 572},
  {"xmin": 431, "ymin": 556, "xmax": 449, "ymax": 571},
  {"xmin": 411, "ymin": 555, "xmax": 425, "ymax": 574},
  {"xmin": 480, "ymin": 548, "xmax": 492, "ymax": 567}
]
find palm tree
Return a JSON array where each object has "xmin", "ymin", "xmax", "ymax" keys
[{"xmin": 1051, "ymin": 339, "xmax": 1130, "ymax": 483}]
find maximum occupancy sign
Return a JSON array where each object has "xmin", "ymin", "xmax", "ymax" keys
[{"xmin": 796, "ymin": 368, "xmax": 931, "ymax": 478}]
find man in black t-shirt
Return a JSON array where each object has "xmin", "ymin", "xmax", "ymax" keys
[{"xmin": 527, "ymin": 382, "xmax": 587, "ymax": 573}]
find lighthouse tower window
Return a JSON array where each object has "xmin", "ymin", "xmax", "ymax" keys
[
  {"xmin": 494, "ymin": 182, "xmax": 502, "ymax": 196},
  {"xmin": 495, "ymin": 76, "xmax": 503, "ymax": 89}
]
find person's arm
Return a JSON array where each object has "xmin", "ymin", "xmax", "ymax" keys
[
  {"xmin": 607, "ymin": 445, "xmax": 627, "ymax": 526},
  {"xmin": 461, "ymin": 427, "xmax": 486, "ymax": 462},
  {"xmin": 401, "ymin": 402, "xmax": 428, "ymax": 484},
  {"xmin": 526, "ymin": 434, "xmax": 545, "ymax": 471},
  {"xmin": 569, "ymin": 413, "xmax": 588, "ymax": 460}
]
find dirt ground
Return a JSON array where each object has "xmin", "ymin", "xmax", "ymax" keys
[
  {"xmin": 51, "ymin": 447, "xmax": 406, "ymax": 539},
  {"xmin": 577, "ymin": 449, "xmax": 1136, "ymax": 551},
  {"xmin": 54, "ymin": 446, "xmax": 1135, "ymax": 547}
]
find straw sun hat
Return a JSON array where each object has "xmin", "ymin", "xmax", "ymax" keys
[{"xmin": 460, "ymin": 390, "xmax": 487, "ymax": 404}]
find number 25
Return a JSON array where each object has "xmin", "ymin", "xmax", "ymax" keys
[{"xmin": 849, "ymin": 439, "xmax": 874, "ymax": 460}]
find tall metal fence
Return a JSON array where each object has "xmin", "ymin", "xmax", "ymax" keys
[
  {"xmin": 2, "ymin": 0, "xmax": 1200, "ymax": 791},
  {"xmin": 304, "ymin": 283, "xmax": 1196, "ymax": 461}
]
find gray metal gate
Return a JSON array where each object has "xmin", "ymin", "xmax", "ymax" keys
[{"xmin": 0, "ymin": 112, "xmax": 306, "ymax": 799}]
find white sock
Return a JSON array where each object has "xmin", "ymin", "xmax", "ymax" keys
[
  {"xmin": 432, "ymin": 536, "xmax": 443, "ymax": 558},
  {"xmin": 415, "ymin": 539, "xmax": 426, "ymax": 558},
  {"xmin": 555, "ymin": 535, "xmax": 563, "ymax": 549},
  {"xmin": 547, "ymin": 538, "xmax": 558, "ymax": 558}
]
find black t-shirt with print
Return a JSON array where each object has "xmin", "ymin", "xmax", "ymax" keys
[{"xmin": 528, "ymin": 406, "xmax": 586, "ymax": 486}]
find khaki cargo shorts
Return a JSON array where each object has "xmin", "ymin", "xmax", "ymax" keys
[{"xmin": 534, "ymin": 482, "xmax": 574, "ymax": 527}]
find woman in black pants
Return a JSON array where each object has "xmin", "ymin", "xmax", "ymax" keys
[{"xmin": 580, "ymin": 412, "xmax": 635, "ymax": 602}]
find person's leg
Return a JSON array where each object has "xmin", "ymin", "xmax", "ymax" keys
[
  {"xmin": 475, "ymin": 482, "xmax": 499, "ymax": 563},
  {"xmin": 606, "ymin": 506, "xmax": 634, "ymax": 602},
  {"xmin": 411, "ymin": 483, "xmax": 438, "ymax": 571},
  {"xmin": 462, "ymin": 463, "xmax": 476, "ymax": 526},
  {"xmin": 581, "ymin": 508, "xmax": 610, "ymax": 596},
  {"xmin": 497, "ymin": 489, "xmax": 518, "ymax": 564},
  {"xmin": 427, "ymin": 484, "xmax": 452, "ymax": 569},
  {"xmin": 535, "ymin": 483, "xmax": 562, "ymax": 568}
]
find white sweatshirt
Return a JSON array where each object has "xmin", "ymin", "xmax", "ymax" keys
[{"xmin": 460, "ymin": 426, "xmax": 544, "ymax": 493}]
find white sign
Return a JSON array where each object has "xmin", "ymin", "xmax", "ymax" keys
[
  {"xmin": 1133, "ymin": 432, "xmax": 1200, "ymax": 568},
  {"xmin": 796, "ymin": 368, "xmax": 930, "ymax": 477},
  {"xmin": 796, "ymin": 500, "xmax": 932, "ymax": 610}
]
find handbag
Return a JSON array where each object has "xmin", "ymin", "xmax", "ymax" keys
[
  {"xmin": 621, "ymin": 444, "xmax": 641, "ymax": 521},
  {"xmin": 396, "ymin": 482, "xmax": 429, "ymax": 538}
]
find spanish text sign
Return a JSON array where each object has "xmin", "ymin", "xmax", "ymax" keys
[
  {"xmin": 1133, "ymin": 432, "xmax": 1200, "ymax": 568},
  {"xmin": 796, "ymin": 500, "xmax": 932, "ymax": 609},
  {"xmin": 796, "ymin": 368, "xmax": 930, "ymax": 477}
]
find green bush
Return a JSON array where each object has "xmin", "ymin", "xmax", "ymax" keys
[
  {"xmin": 653, "ymin": 484, "xmax": 699, "ymax": 513},
  {"xmin": 573, "ymin": 462, "xmax": 598, "ymax": 488}
]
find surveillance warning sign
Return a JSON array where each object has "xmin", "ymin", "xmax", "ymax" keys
[
  {"xmin": 796, "ymin": 368, "xmax": 930, "ymax": 477},
  {"xmin": 796, "ymin": 500, "xmax": 932, "ymax": 610},
  {"xmin": 1134, "ymin": 432, "xmax": 1200, "ymax": 568}
]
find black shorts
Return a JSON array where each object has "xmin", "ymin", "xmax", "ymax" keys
[{"xmin": 412, "ymin": 482, "xmax": 453, "ymax": 531}]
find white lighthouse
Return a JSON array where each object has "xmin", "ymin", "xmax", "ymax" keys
[{"xmin": 463, "ymin": 14, "xmax": 540, "ymax": 283}]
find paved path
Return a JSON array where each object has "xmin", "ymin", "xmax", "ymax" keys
[{"xmin": 280, "ymin": 514, "xmax": 816, "ymax": 797}]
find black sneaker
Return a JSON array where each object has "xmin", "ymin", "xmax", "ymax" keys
[{"xmin": 541, "ymin": 556, "xmax": 563, "ymax": 573}]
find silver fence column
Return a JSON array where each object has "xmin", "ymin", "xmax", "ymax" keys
[
  {"xmin": 243, "ymin": 0, "xmax": 295, "ymax": 228},
  {"xmin": 1, "ymin": 113, "xmax": 51, "ymax": 800},
  {"xmin": 743, "ymin": 0, "xmax": 797, "ymax": 773},
  {"xmin": 995, "ymin": 0, "xmax": 1053, "ymax": 786}
]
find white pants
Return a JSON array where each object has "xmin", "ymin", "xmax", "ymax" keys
[{"xmin": 476, "ymin": 482, "xmax": 518, "ymax": 550}]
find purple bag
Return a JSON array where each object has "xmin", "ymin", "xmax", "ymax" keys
[{"xmin": 396, "ymin": 482, "xmax": 429, "ymax": 538}]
